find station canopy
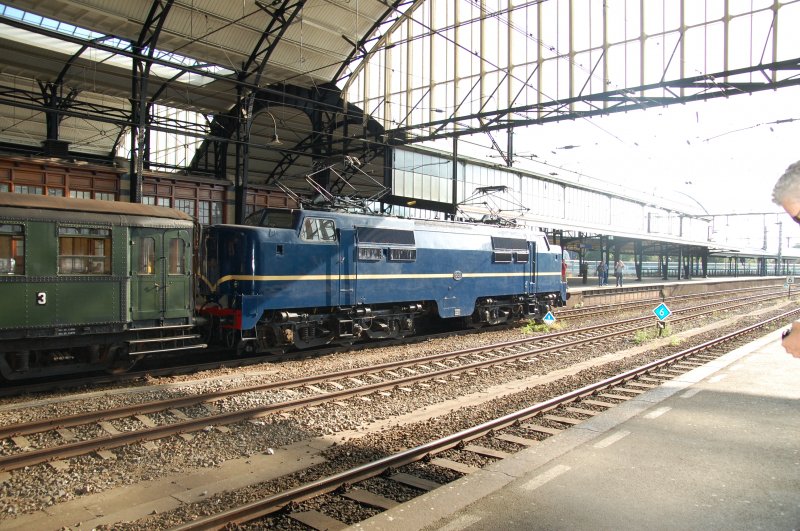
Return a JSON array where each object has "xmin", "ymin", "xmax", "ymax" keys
[{"xmin": 0, "ymin": 0, "xmax": 412, "ymax": 196}]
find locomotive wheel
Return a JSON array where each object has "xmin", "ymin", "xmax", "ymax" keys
[
  {"xmin": 224, "ymin": 329, "xmax": 237, "ymax": 349},
  {"xmin": 104, "ymin": 344, "xmax": 136, "ymax": 374}
]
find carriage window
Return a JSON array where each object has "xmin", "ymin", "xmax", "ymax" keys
[
  {"xmin": 301, "ymin": 217, "xmax": 337, "ymax": 242},
  {"xmin": 169, "ymin": 238, "xmax": 185, "ymax": 274},
  {"xmin": 58, "ymin": 227, "xmax": 111, "ymax": 274},
  {"xmin": 0, "ymin": 224, "xmax": 24, "ymax": 275},
  {"xmin": 139, "ymin": 238, "xmax": 155, "ymax": 275}
]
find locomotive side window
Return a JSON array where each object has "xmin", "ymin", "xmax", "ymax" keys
[
  {"xmin": 358, "ymin": 247, "xmax": 383, "ymax": 261},
  {"xmin": 515, "ymin": 251, "xmax": 530, "ymax": 262},
  {"xmin": 168, "ymin": 238, "xmax": 185, "ymax": 274},
  {"xmin": 301, "ymin": 217, "xmax": 337, "ymax": 242},
  {"xmin": 492, "ymin": 251, "xmax": 513, "ymax": 263},
  {"xmin": 139, "ymin": 238, "xmax": 156, "ymax": 274},
  {"xmin": 389, "ymin": 248, "xmax": 417, "ymax": 261},
  {"xmin": 0, "ymin": 224, "xmax": 24, "ymax": 275},
  {"xmin": 58, "ymin": 227, "xmax": 111, "ymax": 275}
]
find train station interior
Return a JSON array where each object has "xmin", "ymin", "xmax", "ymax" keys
[
  {"xmin": 0, "ymin": 1, "xmax": 799, "ymax": 282},
  {"xmin": 1, "ymin": 3, "xmax": 799, "ymax": 530}
]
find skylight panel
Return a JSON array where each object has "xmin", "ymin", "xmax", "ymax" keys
[{"xmin": 0, "ymin": 3, "xmax": 233, "ymax": 85}]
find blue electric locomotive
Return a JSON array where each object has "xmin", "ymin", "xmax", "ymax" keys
[{"xmin": 199, "ymin": 208, "xmax": 567, "ymax": 353}]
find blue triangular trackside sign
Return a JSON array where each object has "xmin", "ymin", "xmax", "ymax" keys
[{"xmin": 543, "ymin": 311, "xmax": 556, "ymax": 325}]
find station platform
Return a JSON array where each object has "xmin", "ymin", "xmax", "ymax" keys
[
  {"xmin": 563, "ymin": 275, "xmax": 785, "ymax": 309},
  {"xmin": 349, "ymin": 328, "xmax": 800, "ymax": 531}
]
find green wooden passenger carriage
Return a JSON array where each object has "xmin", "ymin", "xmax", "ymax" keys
[{"xmin": 0, "ymin": 192, "xmax": 204, "ymax": 379}]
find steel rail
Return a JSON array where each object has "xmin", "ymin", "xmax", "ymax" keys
[
  {"xmin": 0, "ymin": 284, "xmax": 781, "ymax": 397},
  {"xmin": 169, "ymin": 307, "xmax": 800, "ymax": 530},
  {"xmin": 0, "ymin": 289, "xmax": 781, "ymax": 439},
  {"xmin": 0, "ymin": 292, "xmax": 789, "ymax": 472},
  {"xmin": 556, "ymin": 285, "xmax": 784, "ymax": 319}
]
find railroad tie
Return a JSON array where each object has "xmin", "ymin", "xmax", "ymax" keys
[
  {"xmin": 135, "ymin": 414, "xmax": 157, "ymax": 428},
  {"xmin": 615, "ymin": 387, "xmax": 646, "ymax": 395},
  {"xmin": 48, "ymin": 460, "xmax": 70, "ymax": 472},
  {"xmin": 169, "ymin": 408, "xmax": 190, "ymax": 420},
  {"xmin": 389, "ymin": 472, "xmax": 441, "ymax": 491},
  {"xmin": 495, "ymin": 433, "xmax": 538, "ymax": 446},
  {"xmin": 56, "ymin": 428, "xmax": 77, "ymax": 442},
  {"xmin": 625, "ymin": 381, "xmax": 657, "ymax": 389},
  {"xmin": 10, "ymin": 436, "xmax": 31, "ymax": 451},
  {"xmin": 543, "ymin": 414, "xmax": 582, "ymax": 426},
  {"xmin": 566, "ymin": 406, "xmax": 599, "ymax": 416},
  {"xmin": 97, "ymin": 422, "xmax": 121, "ymax": 436},
  {"xmin": 597, "ymin": 392, "xmax": 633, "ymax": 401},
  {"xmin": 582, "ymin": 399, "xmax": 617, "ymax": 408},
  {"xmin": 519, "ymin": 423, "xmax": 562, "ymax": 436},
  {"xmin": 342, "ymin": 488, "xmax": 400, "ymax": 510},
  {"xmin": 290, "ymin": 510, "xmax": 347, "ymax": 531},
  {"xmin": 430, "ymin": 457, "xmax": 481, "ymax": 475},
  {"xmin": 95, "ymin": 450, "xmax": 116, "ymax": 461},
  {"xmin": 463, "ymin": 444, "xmax": 511, "ymax": 459}
]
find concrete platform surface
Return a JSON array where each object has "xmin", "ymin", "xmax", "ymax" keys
[{"xmin": 349, "ymin": 329, "xmax": 800, "ymax": 531}]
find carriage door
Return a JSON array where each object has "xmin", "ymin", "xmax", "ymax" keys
[
  {"xmin": 131, "ymin": 228, "xmax": 191, "ymax": 321},
  {"xmin": 338, "ymin": 227, "xmax": 356, "ymax": 307}
]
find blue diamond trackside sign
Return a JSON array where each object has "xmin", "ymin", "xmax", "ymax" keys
[
  {"xmin": 542, "ymin": 311, "xmax": 556, "ymax": 326},
  {"xmin": 653, "ymin": 303, "xmax": 672, "ymax": 321}
]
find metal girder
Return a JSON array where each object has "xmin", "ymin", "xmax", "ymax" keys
[
  {"xmin": 129, "ymin": 0, "xmax": 175, "ymax": 203},
  {"xmin": 0, "ymin": 85, "xmax": 131, "ymax": 124},
  {"xmin": 37, "ymin": 81, "xmax": 78, "ymax": 154},
  {"xmin": 259, "ymin": 83, "xmax": 386, "ymax": 186},
  {"xmin": 242, "ymin": 0, "xmax": 306, "ymax": 86},
  {"xmin": 332, "ymin": 0, "xmax": 421, "ymax": 84},
  {"xmin": 391, "ymin": 57, "xmax": 800, "ymax": 144},
  {"xmin": 232, "ymin": 0, "xmax": 307, "ymax": 223}
]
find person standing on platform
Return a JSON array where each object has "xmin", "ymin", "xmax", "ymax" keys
[
  {"xmin": 595, "ymin": 261, "xmax": 606, "ymax": 286},
  {"xmin": 561, "ymin": 259, "xmax": 568, "ymax": 284},
  {"xmin": 771, "ymin": 159, "xmax": 800, "ymax": 359},
  {"xmin": 614, "ymin": 259, "xmax": 626, "ymax": 287}
]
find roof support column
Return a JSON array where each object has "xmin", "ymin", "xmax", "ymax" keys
[
  {"xmin": 38, "ymin": 81, "xmax": 77, "ymax": 157},
  {"xmin": 128, "ymin": 0, "xmax": 175, "ymax": 204},
  {"xmin": 310, "ymin": 106, "xmax": 332, "ymax": 191},
  {"xmin": 449, "ymin": 136, "xmax": 458, "ymax": 220},
  {"xmin": 234, "ymin": 89, "xmax": 255, "ymax": 224}
]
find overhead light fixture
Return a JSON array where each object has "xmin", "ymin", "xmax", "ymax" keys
[{"xmin": 265, "ymin": 111, "xmax": 282, "ymax": 145}]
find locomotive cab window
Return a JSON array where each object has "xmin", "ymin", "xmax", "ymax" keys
[
  {"xmin": 515, "ymin": 251, "xmax": 530, "ymax": 263},
  {"xmin": 244, "ymin": 208, "xmax": 297, "ymax": 229},
  {"xmin": 58, "ymin": 227, "xmax": 111, "ymax": 275},
  {"xmin": 301, "ymin": 217, "xmax": 337, "ymax": 242},
  {"xmin": 0, "ymin": 224, "xmax": 24, "ymax": 275}
]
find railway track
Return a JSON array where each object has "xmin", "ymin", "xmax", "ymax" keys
[
  {"xmin": 0, "ymin": 289, "xmax": 790, "ymax": 474},
  {"xmin": 0, "ymin": 284, "xmax": 788, "ymax": 398},
  {"xmin": 168, "ymin": 307, "xmax": 799, "ymax": 530},
  {"xmin": 556, "ymin": 284, "xmax": 784, "ymax": 320}
]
